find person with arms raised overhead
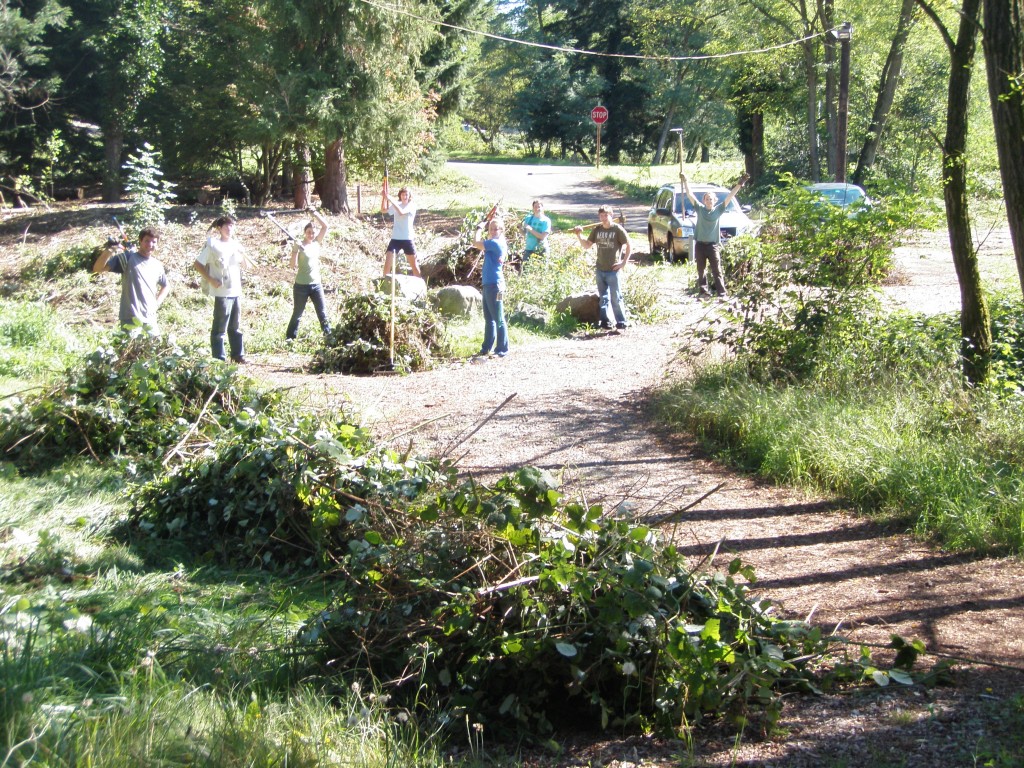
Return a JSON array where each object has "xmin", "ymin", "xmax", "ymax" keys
[
  {"xmin": 285, "ymin": 208, "xmax": 332, "ymax": 342},
  {"xmin": 681, "ymin": 172, "xmax": 748, "ymax": 298},
  {"xmin": 382, "ymin": 186, "xmax": 420, "ymax": 278}
]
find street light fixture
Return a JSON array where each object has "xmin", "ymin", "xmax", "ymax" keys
[{"xmin": 830, "ymin": 21, "xmax": 852, "ymax": 41}]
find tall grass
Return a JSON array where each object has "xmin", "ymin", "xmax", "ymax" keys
[
  {"xmin": 0, "ymin": 300, "xmax": 92, "ymax": 386},
  {"xmin": 5, "ymin": 673, "xmax": 450, "ymax": 767},
  {"xmin": 0, "ymin": 550, "xmax": 465, "ymax": 766},
  {"xmin": 656, "ymin": 323, "xmax": 1024, "ymax": 554}
]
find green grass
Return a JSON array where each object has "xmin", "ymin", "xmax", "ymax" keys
[
  {"xmin": 0, "ymin": 460, "xmax": 467, "ymax": 766},
  {"xmin": 600, "ymin": 161, "xmax": 747, "ymax": 203},
  {"xmin": 0, "ymin": 299, "xmax": 97, "ymax": 390},
  {"xmin": 655, "ymin": 359, "xmax": 1024, "ymax": 554}
]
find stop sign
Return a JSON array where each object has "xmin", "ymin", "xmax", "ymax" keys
[{"xmin": 591, "ymin": 106, "xmax": 609, "ymax": 124}]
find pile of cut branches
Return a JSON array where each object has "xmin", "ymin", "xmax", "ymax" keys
[
  {"xmin": 310, "ymin": 291, "xmax": 448, "ymax": 374},
  {"xmin": 0, "ymin": 329, "xmax": 274, "ymax": 471}
]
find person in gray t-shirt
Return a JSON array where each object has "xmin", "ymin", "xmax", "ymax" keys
[{"xmin": 92, "ymin": 226, "xmax": 170, "ymax": 331}]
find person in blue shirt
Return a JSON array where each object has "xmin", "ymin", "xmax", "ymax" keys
[
  {"xmin": 472, "ymin": 218, "xmax": 509, "ymax": 357},
  {"xmin": 521, "ymin": 199, "xmax": 551, "ymax": 264},
  {"xmin": 681, "ymin": 172, "xmax": 747, "ymax": 297}
]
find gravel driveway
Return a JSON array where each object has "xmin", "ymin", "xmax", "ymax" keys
[{"xmin": 447, "ymin": 161, "xmax": 652, "ymax": 232}]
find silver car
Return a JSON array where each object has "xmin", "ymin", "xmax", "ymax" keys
[{"xmin": 647, "ymin": 183, "xmax": 755, "ymax": 262}]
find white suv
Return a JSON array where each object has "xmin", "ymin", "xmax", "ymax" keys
[{"xmin": 647, "ymin": 183, "xmax": 755, "ymax": 262}]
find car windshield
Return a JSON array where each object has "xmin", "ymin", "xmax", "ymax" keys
[
  {"xmin": 674, "ymin": 191, "xmax": 741, "ymax": 216},
  {"xmin": 812, "ymin": 187, "xmax": 863, "ymax": 206}
]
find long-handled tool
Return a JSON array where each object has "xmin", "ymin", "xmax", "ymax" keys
[
  {"xmin": 466, "ymin": 201, "xmax": 506, "ymax": 279},
  {"xmin": 670, "ymin": 127, "xmax": 685, "ymax": 188},
  {"xmin": 552, "ymin": 206, "xmax": 627, "ymax": 234},
  {"xmin": 111, "ymin": 216, "xmax": 133, "ymax": 248},
  {"xmin": 388, "ymin": 250, "xmax": 397, "ymax": 371},
  {"xmin": 259, "ymin": 209, "xmax": 310, "ymax": 253}
]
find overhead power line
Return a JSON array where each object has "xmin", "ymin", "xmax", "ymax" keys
[{"xmin": 359, "ymin": 0, "xmax": 831, "ymax": 62}]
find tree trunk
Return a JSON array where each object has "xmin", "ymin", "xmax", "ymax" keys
[
  {"xmin": 982, "ymin": 0, "xmax": 1024, "ymax": 299},
  {"xmin": 738, "ymin": 104, "xmax": 765, "ymax": 185},
  {"xmin": 652, "ymin": 108, "xmax": 677, "ymax": 165},
  {"xmin": 293, "ymin": 142, "xmax": 313, "ymax": 210},
  {"xmin": 853, "ymin": 0, "xmax": 917, "ymax": 186},
  {"xmin": 921, "ymin": 0, "xmax": 990, "ymax": 384},
  {"xmin": 321, "ymin": 138, "xmax": 349, "ymax": 215},
  {"xmin": 102, "ymin": 128, "xmax": 123, "ymax": 203}
]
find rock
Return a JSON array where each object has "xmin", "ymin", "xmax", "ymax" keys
[
  {"xmin": 377, "ymin": 274, "xmax": 428, "ymax": 303},
  {"xmin": 431, "ymin": 285, "xmax": 481, "ymax": 317},
  {"xmin": 555, "ymin": 292, "xmax": 600, "ymax": 323},
  {"xmin": 510, "ymin": 302, "xmax": 547, "ymax": 328}
]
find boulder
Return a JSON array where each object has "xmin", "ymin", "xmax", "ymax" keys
[
  {"xmin": 555, "ymin": 292, "xmax": 600, "ymax": 323},
  {"xmin": 431, "ymin": 285, "xmax": 482, "ymax": 317},
  {"xmin": 377, "ymin": 274, "xmax": 428, "ymax": 303},
  {"xmin": 510, "ymin": 302, "xmax": 547, "ymax": 328}
]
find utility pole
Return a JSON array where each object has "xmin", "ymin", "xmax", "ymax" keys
[{"xmin": 831, "ymin": 22, "xmax": 853, "ymax": 183}]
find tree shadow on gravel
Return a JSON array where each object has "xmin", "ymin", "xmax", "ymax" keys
[{"xmin": 498, "ymin": 666, "xmax": 1024, "ymax": 768}]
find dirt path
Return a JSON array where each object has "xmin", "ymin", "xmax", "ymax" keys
[{"xmin": 253, "ymin": 244, "xmax": 1024, "ymax": 766}]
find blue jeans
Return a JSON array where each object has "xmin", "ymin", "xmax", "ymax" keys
[
  {"xmin": 596, "ymin": 269, "xmax": 628, "ymax": 325},
  {"xmin": 211, "ymin": 296, "xmax": 244, "ymax": 360},
  {"xmin": 480, "ymin": 283, "xmax": 509, "ymax": 355},
  {"xmin": 286, "ymin": 283, "xmax": 331, "ymax": 339}
]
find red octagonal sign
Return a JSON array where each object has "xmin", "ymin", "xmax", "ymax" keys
[{"xmin": 591, "ymin": 106, "xmax": 609, "ymax": 124}]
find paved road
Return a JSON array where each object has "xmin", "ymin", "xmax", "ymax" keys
[{"xmin": 447, "ymin": 161, "xmax": 652, "ymax": 233}]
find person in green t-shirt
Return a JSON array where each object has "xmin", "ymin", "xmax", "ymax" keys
[
  {"xmin": 574, "ymin": 205, "xmax": 632, "ymax": 330},
  {"xmin": 286, "ymin": 209, "xmax": 332, "ymax": 341},
  {"xmin": 681, "ymin": 172, "xmax": 748, "ymax": 297}
]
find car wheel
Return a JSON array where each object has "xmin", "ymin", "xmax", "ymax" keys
[
  {"xmin": 665, "ymin": 234, "xmax": 675, "ymax": 264},
  {"xmin": 647, "ymin": 226, "xmax": 660, "ymax": 257}
]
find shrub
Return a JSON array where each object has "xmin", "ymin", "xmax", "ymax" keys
[
  {"xmin": 506, "ymin": 244, "xmax": 592, "ymax": 314},
  {"xmin": 0, "ymin": 330, "xmax": 275, "ymax": 471},
  {"xmin": 311, "ymin": 291, "xmax": 449, "ymax": 374},
  {"xmin": 123, "ymin": 142, "xmax": 177, "ymax": 229},
  {"xmin": 697, "ymin": 183, "xmax": 925, "ymax": 383},
  {"xmin": 988, "ymin": 294, "xmax": 1024, "ymax": 394},
  {"xmin": 20, "ymin": 244, "xmax": 97, "ymax": 281},
  {"xmin": 297, "ymin": 466, "xmax": 831, "ymax": 738},
  {"xmin": 129, "ymin": 409, "xmax": 440, "ymax": 569},
  {"xmin": 753, "ymin": 177, "xmax": 922, "ymax": 288},
  {"xmin": 624, "ymin": 265, "xmax": 663, "ymax": 323}
]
